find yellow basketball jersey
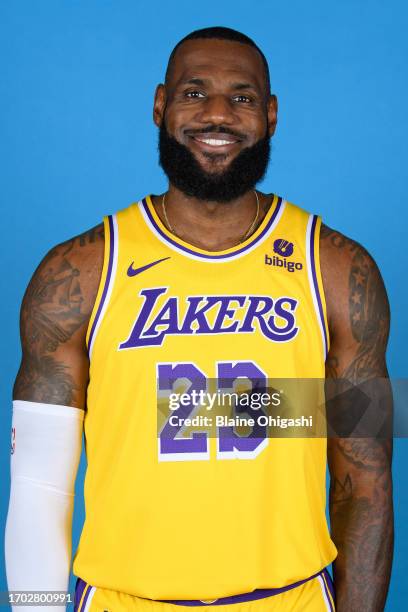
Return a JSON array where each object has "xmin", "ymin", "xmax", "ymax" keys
[{"xmin": 72, "ymin": 194, "xmax": 337, "ymax": 599}]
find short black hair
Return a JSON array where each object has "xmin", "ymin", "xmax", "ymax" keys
[{"xmin": 165, "ymin": 26, "xmax": 271, "ymax": 94}]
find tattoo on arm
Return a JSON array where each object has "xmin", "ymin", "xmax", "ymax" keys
[
  {"xmin": 322, "ymin": 224, "xmax": 390, "ymax": 381},
  {"xmin": 13, "ymin": 225, "xmax": 104, "ymax": 406},
  {"xmin": 346, "ymin": 247, "xmax": 389, "ymax": 380},
  {"xmin": 322, "ymin": 225, "xmax": 393, "ymax": 611},
  {"xmin": 329, "ymin": 437, "xmax": 393, "ymax": 610},
  {"xmin": 16, "ymin": 355, "xmax": 78, "ymax": 405}
]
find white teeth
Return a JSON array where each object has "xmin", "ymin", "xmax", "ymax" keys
[{"xmin": 199, "ymin": 138, "xmax": 234, "ymax": 146}]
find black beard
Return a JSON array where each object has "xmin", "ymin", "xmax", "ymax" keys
[{"xmin": 158, "ymin": 122, "xmax": 270, "ymax": 203}]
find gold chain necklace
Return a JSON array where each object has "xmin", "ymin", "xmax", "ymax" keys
[{"xmin": 161, "ymin": 191, "xmax": 260, "ymax": 245}]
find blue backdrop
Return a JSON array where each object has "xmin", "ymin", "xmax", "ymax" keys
[{"xmin": 1, "ymin": 1, "xmax": 406, "ymax": 609}]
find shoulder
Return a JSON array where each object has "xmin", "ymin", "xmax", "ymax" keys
[
  {"xmin": 319, "ymin": 222, "xmax": 374, "ymax": 297},
  {"xmin": 319, "ymin": 222, "xmax": 387, "ymax": 292},
  {"xmin": 319, "ymin": 223, "xmax": 390, "ymax": 366},
  {"xmin": 22, "ymin": 222, "xmax": 105, "ymax": 324}
]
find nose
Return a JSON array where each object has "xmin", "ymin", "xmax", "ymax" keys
[{"xmin": 196, "ymin": 94, "xmax": 236, "ymax": 126}]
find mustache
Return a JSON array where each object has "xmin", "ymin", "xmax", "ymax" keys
[{"xmin": 184, "ymin": 125, "xmax": 246, "ymax": 140}]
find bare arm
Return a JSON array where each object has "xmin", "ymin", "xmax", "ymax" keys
[
  {"xmin": 321, "ymin": 225, "xmax": 393, "ymax": 611},
  {"xmin": 13, "ymin": 224, "xmax": 104, "ymax": 406}
]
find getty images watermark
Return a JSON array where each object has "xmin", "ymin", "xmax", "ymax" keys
[
  {"xmin": 166, "ymin": 388, "xmax": 313, "ymax": 430},
  {"xmin": 157, "ymin": 377, "xmax": 406, "ymax": 439}
]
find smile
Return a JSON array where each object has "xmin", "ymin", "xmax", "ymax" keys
[
  {"xmin": 190, "ymin": 134, "xmax": 241, "ymax": 151},
  {"xmin": 194, "ymin": 137, "xmax": 238, "ymax": 146}
]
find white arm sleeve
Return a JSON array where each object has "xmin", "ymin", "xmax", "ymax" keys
[{"xmin": 5, "ymin": 400, "xmax": 84, "ymax": 611}]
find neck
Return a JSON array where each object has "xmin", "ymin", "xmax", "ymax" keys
[{"xmin": 151, "ymin": 185, "xmax": 271, "ymax": 252}]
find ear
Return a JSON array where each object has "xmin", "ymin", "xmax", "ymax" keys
[
  {"xmin": 267, "ymin": 94, "xmax": 278, "ymax": 137},
  {"xmin": 153, "ymin": 84, "xmax": 167, "ymax": 127}
]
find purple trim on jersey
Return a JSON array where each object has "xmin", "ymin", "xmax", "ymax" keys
[
  {"xmin": 321, "ymin": 576, "xmax": 335, "ymax": 611},
  {"xmin": 309, "ymin": 215, "xmax": 329, "ymax": 357},
  {"xmin": 87, "ymin": 215, "xmax": 115, "ymax": 354},
  {"xmin": 74, "ymin": 578, "xmax": 91, "ymax": 611},
  {"xmin": 159, "ymin": 569, "xmax": 323, "ymax": 606},
  {"xmin": 80, "ymin": 585, "xmax": 93, "ymax": 612},
  {"xmin": 141, "ymin": 197, "xmax": 282, "ymax": 260},
  {"xmin": 323, "ymin": 568, "xmax": 336, "ymax": 607},
  {"xmin": 74, "ymin": 578, "xmax": 87, "ymax": 611}
]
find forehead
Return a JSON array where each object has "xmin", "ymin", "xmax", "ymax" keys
[{"xmin": 168, "ymin": 39, "xmax": 267, "ymax": 90}]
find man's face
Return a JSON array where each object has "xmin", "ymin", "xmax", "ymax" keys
[{"xmin": 154, "ymin": 39, "xmax": 277, "ymax": 201}]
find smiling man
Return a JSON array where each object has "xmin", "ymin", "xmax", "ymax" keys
[{"xmin": 5, "ymin": 27, "xmax": 393, "ymax": 612}]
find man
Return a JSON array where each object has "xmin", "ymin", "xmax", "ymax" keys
[{"xmin": 5, "ymin": 26, "xmax": 393, "ymax": 611}]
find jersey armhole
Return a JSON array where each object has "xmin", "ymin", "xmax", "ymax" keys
[
  {"xmin": 85, "ymin": 214, "xmax": 118, "ymax": 358},
  {"xmin": 306, "ymin": 214, "xmax": 331, "ymax": 359}
]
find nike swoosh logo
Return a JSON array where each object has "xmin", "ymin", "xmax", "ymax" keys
[{"xmin": 127, "ymin": 257, "xmax": 170, "ymax": 277}]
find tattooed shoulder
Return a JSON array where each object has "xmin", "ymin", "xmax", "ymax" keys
[
  {"xmin": 13, "ymin": 224, "xmax": 104, "ymax": 405},
  {"xmin": 320, "ymin": 223, "xmax": 390, "ymax": 381}
]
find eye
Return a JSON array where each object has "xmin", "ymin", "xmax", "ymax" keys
[
  {"xmin": 185, "ymin": 90, "xmax": 205, "ymax": 99},
  {"xmin": 233, "ymin": 94, "xmax": 252, "ymax": 103}
]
